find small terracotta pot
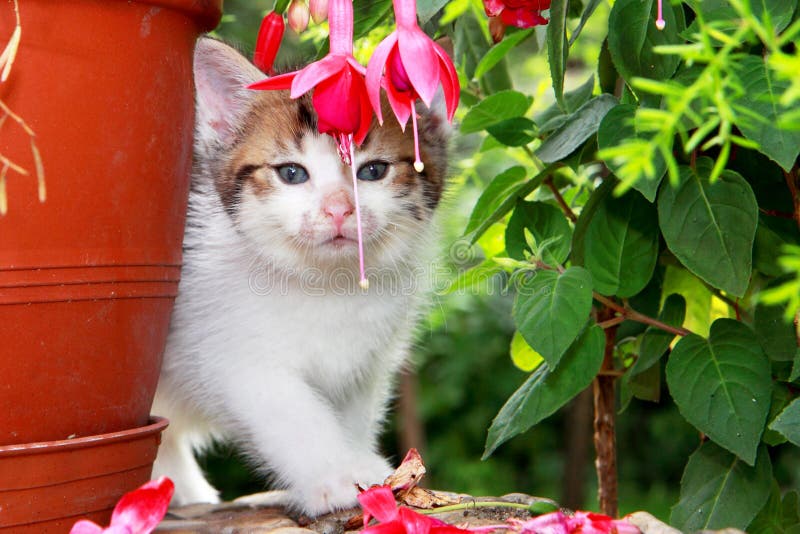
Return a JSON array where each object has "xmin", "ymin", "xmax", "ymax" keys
[{"xmin": 0, "ymin": 417, "xmax": 169, "ymax": 532}]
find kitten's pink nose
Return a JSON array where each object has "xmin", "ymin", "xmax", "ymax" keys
[{"xmin": 323, "ymin": 191, "xmax": 354, "ymax": 233}]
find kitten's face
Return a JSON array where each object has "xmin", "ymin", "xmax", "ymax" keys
[{"xmin": 194, "ymin": 39, "xmax": 450, "ymax": 276}]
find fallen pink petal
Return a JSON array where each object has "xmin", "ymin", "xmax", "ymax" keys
[{"xmin": 69, "ymin": 477, "xmax": 175, "ymax": 534}]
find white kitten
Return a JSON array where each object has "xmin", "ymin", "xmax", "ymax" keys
[{"xmin": 152, "ymin": 38, "xmax": 450, "ymax": 516}]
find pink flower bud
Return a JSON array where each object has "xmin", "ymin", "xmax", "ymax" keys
[
  {"xmin": 287, "ymin": 0, "xmax": 310, "ymax": 33},
  {"xmin": 309, "ymin": 0, "xmax": 328, "ymax": 24}
]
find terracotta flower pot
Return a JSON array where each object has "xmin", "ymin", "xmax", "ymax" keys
[
  {"xmin": 0, "ymin": 418, "xmax": 169, "ymax": 532},
  {"xmin": 0, "ymin": 0, "xmax": 220, "ymax": 528},
  {"xmin": 0, "ymin": 0, "xmax": 220, "ymax": 441}
]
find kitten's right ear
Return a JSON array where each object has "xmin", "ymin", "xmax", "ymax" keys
[{"xmin": 194, "ymin": 38, "xmax": 265, "ymax": 146}]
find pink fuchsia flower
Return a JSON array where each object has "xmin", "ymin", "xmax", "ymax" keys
[
  {"xmin": 359, "ymin": 486, "xmax": 478, "ymax": 534},
  {"xmin": 69, "ymin": 477, "xmax": 175, "ymax": 534},
  {"xmin": 310, "ymin": 0, "xmax": 329, "ymax": 24},
  {"xmin": 253, "ymin": 11, "xmax": 285, "ymax": 74},
  {"xmin": 482, "ymin": 0, "xmax": 551, "ymax": 28},
  {"xmin": 365, "ymin": 0, "xmax": 459, "ymax": 172},
  {"xmin": 248, "ymin": 0, "xmax": 372, "ymax": 287},
  {"xmin": 249, "ymin": 0, "xmax": 372, "ymax": 148},
  {"xmin": 288, "ymin": 0, "xmax": 311, "ymax": 33},
  {"xmin": 510, "ymin": 511, "xmax": 640, "ymax": 534}
]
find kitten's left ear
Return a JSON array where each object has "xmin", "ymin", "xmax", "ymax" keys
[{"xmin": 194, "ymin": 38, "xmax": 265, "ymax": 146}]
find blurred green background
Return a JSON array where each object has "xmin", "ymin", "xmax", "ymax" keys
[{"xmin": 200, "ymin": 0, "xmax": 800, "ymax": 521}]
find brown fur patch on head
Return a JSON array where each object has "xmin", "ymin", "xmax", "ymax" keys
[
  {"xmin": 362, "ymin": 99, "xmax": 450, "ymax": 212},
  {"xmin": 215, "ymin": 92, "xmax": 318, "ymax": 215}
]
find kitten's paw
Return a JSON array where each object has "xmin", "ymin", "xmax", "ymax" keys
[
  {"xmin": 351, "ymin": 454, "xmax": 394, "ymax": 488},
  {"xmin": 293, "ymin": 454, "xmax": 393, "ymax": 516},
  {"xmin": 295, "ymin": 475, "xmax": 361, "ymax": 516}
]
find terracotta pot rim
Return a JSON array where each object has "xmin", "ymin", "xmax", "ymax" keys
[{"xmin": 0, "ymin": 416, "xmax": 169, "ymax": 457}]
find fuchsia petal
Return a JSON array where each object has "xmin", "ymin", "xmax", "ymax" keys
[
  {"xmin": 290, "ymin": 54, "xmax": 347, "ymax": 98},
  {"xmin": 514, "ymin": 512, "xmax": 570, "ymax": 534},
  {"xmin": 358, "ymin": 486, "xmax": 400, "ymax": 523},
  {"xmin": 499, "ymin": 8, "xmax": 548, "ymax": 28},
  {"xmin": 363, "ymin": 522, "xmax": 408, "ymax": 534},
  {"xmin": 313, "ymin": 68, "xmax": 361, "ymax": 135},
  {"xmin": 431, "ymin": 41, "xmax": 460, "ymax": 122},
  {"xmin": 109, "ymin": 476, "xmax": 174, "ymax": 534},
  {"xmin": 365, "ymin": 32, "xmax": 399, "ymax": 123},
  {"xmin": 384, "ymin": 65, "xmax": 414, "ymax": 128},
  {"xmin": 397, "ymin": 27, "xmax": 440, "ymax": 107},
  {"xmin": 482, "ymin": 0, "xmax": 505, "ymax": 16},
  {"xmin": 248, "ymin": 71, "xmax": 297, "ymax": 90},
  {"xmin": 354, "ymin": 73, "xmax": 375, "ymax": 145},
  {"xmin": 399, "ymin": 507, "xmax": 433, "ymax": 534},
  {"xmin": 69, "ymin": 520, "xmax": 106, "ymax": 534}
]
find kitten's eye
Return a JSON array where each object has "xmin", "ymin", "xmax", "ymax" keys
[
  {"xmin": 356, "ymin": 161, "xmax": 389, "ymax": 181},
  {"xmin": 276, "ymin": 163, "xmax": 309, "ymax": 185}
]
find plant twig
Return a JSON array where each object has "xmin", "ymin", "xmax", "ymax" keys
[
  {"xmin": 785, "ymin": 165, "xmax": 800, "ymax": 232},
  {"xmin": 544, "ymin": 176, "xmax": 578, "ymax": 223},
  {"xmin": 759, "ymin": 207, "xmax": 795, "ymax": 219},
  {"xmin": 593, "ymin": 307, "xmax": 618, "ymax": 518},
  {"xmin": 593, "ymin": 293, "xmax": 692, "ymax": 337}
]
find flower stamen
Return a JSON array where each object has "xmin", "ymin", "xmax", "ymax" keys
[
  {"xmin": 411, "ymin": 110, "xmax": 424, "ymax": 173},
  {"xmin": 348, "ymin": 135, "xmax": 369, "ymax": 289},
  {"xmin": 656, "ymin": 0, "xmax": 665, "ymax": 29}
]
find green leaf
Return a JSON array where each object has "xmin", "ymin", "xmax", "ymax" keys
[
  {"xmin": 466, "ymin": 164, "xmax": 556, "ymax": 244},
  {"xmin": 484, "ymin": 325, "xmax": 604, "ymax": 458},
  {"xmin": 464, "ymin": 166, "xmax": 528, "ymax": 235},
  {"xmin": 671, "ymin": 442, "xmax": 773, "ymax": 532},
  {"xmin": 630, "ymin": 294, "xmax": 686, "ymax": 376},
  {"xmin": 607, "ymin": 0, "xmax": 684, "ymax": 84},
  {"xmin": 657, "ymin": 159, "xmax": 758, "ymax": 298},
  {"xmin": 763, "ymin": 383, "xmax": 792, "ymax": 446},
  {"xmin": 352, "ymin": 0, "xmax": 392, "ymax": 39},
  {"xmin": 416, "ymin": 0, "xmax": 450, "ymax": 23},
  {"xmin": 597, "ymin": 104, "xmax": 666, "ymax": 202},
  {"xmin": 506, "ymin": 200, "xmax": 573, "ymax": 267},
  {"xmin": 547, "ymin": 0, "xmax": 569, "ymax": 110},
  {"xmin": 792, "ymin": 347, "xmax": 800, "ymax": 382},
  {"xmin": 487, "ymin": 117, "xmax": 536, "ymax": 147},
  {"xmin": 755, "ymin": 285, "xmax": 799, "ymax": 363},
  {"xmin": 460, "ymin": 90, "xmax": 533, "ymax": 134},
  {"xmin": 754, "ymin": 215, "xmax": 799, "ymax": 277},
  {"xmin": 734, "ymin": 56, "xmax": 800, "ymax": 172},
  {"xmin": 535, "ymin": 94, "xmax": 617, "ymax": 163},
  {"xmin": 513, "ymin": 267, "xmax": 593, "ymax": 367},
  {"xmin": 454, "ymin": 11, "xmax": 490, "ymax": 80},
  {"xmin": 568, "ymin": 0, "xmax": 602, "ymax": 48},
  {"xmin": 571, "ymin": 177, "xmax": 614, "ymax": 266},
  {"xmin": 684, "ymin": 0, "xmax": 795, "ymax": 38},
  {"xmin": 583, "ymin": 188, "xmax": 659, "ymax": 297},
  {"xmin": 442, "ymin": 259, "xmax": 502, "ymax": 295},
  {"xmin": 770, "ymin": 398, "xmax": 800, "ymax": 447},
  {"xmin": 625, "ymin": 362, "xmax": 661, "ymax": 403},
  {"xmin": 666, "ymin": 319, "xmax": 772, "ymax": 465},
  {"xmin": 510, "ymin": 331, "xmax": 544, "ymax": 372},
  {"xmin": 749, "ymin": 482, "xmax": 800, "ymax": 534},
  {"xmin": 475, "ymin": 29, "xmax": 534, "ymax": 80}
]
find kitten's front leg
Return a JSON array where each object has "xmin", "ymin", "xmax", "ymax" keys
[{"xmin": 220, "ymin": 368, "xmax": 384, "ymax": 515}]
